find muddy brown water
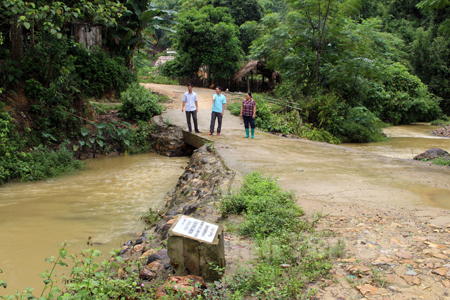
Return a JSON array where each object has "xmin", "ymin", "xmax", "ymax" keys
[
  {"xmin": 345, "ymin": 123, "xmax": 450, "ymax": 159},
  {"xmin": 155, "ymin": 84, "xmax": 450, "ymax": 216},
  {"xmin": 0, "ymin": 153, "xmax": 188, "ymax": 294}
]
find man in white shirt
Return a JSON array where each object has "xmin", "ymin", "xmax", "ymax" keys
[{"xmin": 181, "ymin": 83, "xmax": 201, "ymax": 133}]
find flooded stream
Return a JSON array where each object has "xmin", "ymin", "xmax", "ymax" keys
[
  {"xmin": 0, "ymin": 153, "xmax": 188, "ymax": 294},
  {"xmin": 344, "ymin": 123, "xmax": 450, "ymax": 159}
]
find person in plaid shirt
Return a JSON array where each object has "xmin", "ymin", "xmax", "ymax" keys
[{"xmin": 239, "ymin": 92, "xmax": 257, "ymax": 138}]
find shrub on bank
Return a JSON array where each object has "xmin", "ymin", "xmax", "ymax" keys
[
  {"xmin": 220, "ymin": 172, "xmax": 306, "ymax": 237},
  {"xmin": 218, "ymin": 171, "xmax": 334, "ymax": 298},
  {"xmin": 0, "ymin": 111, "xmax": 84, "ymax": 185},
  {"xmin": 120, "ymin": 84, "xmax": 164, "ymax": 122}
]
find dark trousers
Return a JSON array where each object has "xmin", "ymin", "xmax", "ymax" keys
[
  {"xmin": 243, "ymin": 115, "xmax": 255, "ymax": 129},
  {"xmin": 185, "ymin": 111, "xmax": 198, "ymax": 132},
  {"xmin": 210, "ymin": 111, "xmax": 223, "ymax": 133}
]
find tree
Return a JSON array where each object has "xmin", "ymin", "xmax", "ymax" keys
[
  {"xmin": 212, "ymin": 0, "xmax": 264, "ymax": 26},
  {"xmin": 250, "ymin": 0, "xmax": 441, "ymax": 124},
  {"xmin": 170, "ymin": 5, "xmax": 242, "ymax": 83},
  {"xmin": 107, "ymin": 0, "xmax": 176, "ymax": 73},
  {"xmin": 0, "ymin": 0, "xmax": 124, "ymax": 62}
]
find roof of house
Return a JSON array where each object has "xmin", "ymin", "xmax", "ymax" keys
[{"xmin": 155, "ymin": 56, "xmax": 175, "ymax": 66}]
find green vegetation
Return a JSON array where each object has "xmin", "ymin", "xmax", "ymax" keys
[
  {"xmin": 0, "ymin": 240, "xmax": 156, "ymax": 300},
  {"xmin": 0, "ymin": 110, "xmax": 84, "ymax": 184},
  {"xmin": 217, "ymin": 172, "xmax": 336, "ymax": 298},
  {"xmin": 221, "ymin": 172, "xmax": 306, "ymax": 237},
  {"xmin": 161, "ymin": 4, "xmax": 242, "ymax": 83},
  {"xmin": 420, "ymin": 157, "xmax": 450, "ymax": 166},
  {"xmin": 0, "ymin": 0, "xmax": 177, "ymax": 185},
  {"xmin": 139, "ymin": 74, "xmax": 179, "ymax": 85},
  {"xmin": 120, "ymin": 83, "xmax": 165, "ymax": 122}
]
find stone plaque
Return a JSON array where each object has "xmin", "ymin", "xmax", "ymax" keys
[
  {"xmin": 172, "ymin": 215, "xmax": 219, "ymax": 243},
  {"xmin": 168, "ymin": 215, "xmax": 225, "ymax": 282}
]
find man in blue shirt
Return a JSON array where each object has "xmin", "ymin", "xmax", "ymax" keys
[
  {"xmin": 209, "ymin": 86, "xmax": 227, "ymax": 136},
  {"xmin": 181, "ymin": 83, "xmax": 201, "ymax": 133}
]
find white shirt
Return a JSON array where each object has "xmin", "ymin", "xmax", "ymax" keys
[{"xmin": 182, "ymin": 91, "xmax": 198, "ymax": 111}]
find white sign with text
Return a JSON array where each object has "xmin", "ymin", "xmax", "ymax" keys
[{"xmin": 172, "ymin": 215, "xmax": 219, "ymax": 243}]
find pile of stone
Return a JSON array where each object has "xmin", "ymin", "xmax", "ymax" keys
[
  {"xmin": 114, "ymin": 144, "xmax": 236, "ymax": 297},
  {"xmin": 432, "ymin": 125, "xmax": 450, "ymax": 138}
]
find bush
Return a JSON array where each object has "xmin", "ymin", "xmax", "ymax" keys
[
  {"xmin": 339, "ymin": 107, "xmax": 385, "ymax": 143},
  {"xmin": 220, "ymin": 172, "xmax": 305, "ymax": 237},
  {"xmin": 126, "ymin": 121, "xmax": 157, "ymax": 154},
  {"xmin": 71, "ymin": 46, "xmax": 136, "ymax": 98},
  {"xmin": 120, "ymin": 84, "xmax": 164, "ymax": 121},
  {"xmin": 0, "ymin": 111, "xmax": 84, "ymax": 184},
  {"xmin": 0, "ymin": 146, "xmax": 85, "ymax": 184}
]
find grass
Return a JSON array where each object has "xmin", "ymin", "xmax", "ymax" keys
[
  {"xmin": 90, "ymin": 102, "xmax": 122, "ymax": 115},
  {"xmin": 139, "ymin": 75, "xmax": 178, "ymax": 85},
  {"xmin": 430, "ymin": 118, "xmax": 450, "ymax": 126},
  {"xmin": 216, "ymin": 172, "xmax": 335, "ymax": 299},
  {"xmin": 420, "ymin": 157, "xmax": 450, "ymax": 166}
]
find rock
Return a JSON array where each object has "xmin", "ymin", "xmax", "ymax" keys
[
  {"xmin": 403, "ymin": 275, "xmax": 421, "ymax": 285},
  {"xmin": 150, "ymin": 116, "xmax": 196, "ymax": 157},
  {"xmin": 134, "ymin": 237, "xmax": 147, "ymax": 245},
  {"xmin": 432, "ymin": 253, "xmax": 449, "ymax": 260},
  {"xmin": 424, "ymin": 241, "xmax": 447, "ymax": 249},
  {"xmin": 132, "ymin": 244, "xmax": 145, "ymax": 253},
  {"xmin": 387, "ymin": 286, "xmax": 400, "ymax": 293},
  {"xmin": 414, "ymin": 148, "xmax": 450, "ymax": 160},
  {"xmin": 357, "ymin": 284, "xmax": 379, "ymax": 296},
  {"xmin": 146, "ymin": 249, "xmax": 170, "ymax": 265},
  {"xmin": 405, "ymin": 270, "xmax": 417, "ymax": 276},
  {"xmin": 396, "ymin": 251, "xmax": 413, "ymax": 260},
  {"xmin": 432, "ymin": 268, "xmax": 449, "ymax": 276},
  {"xmin": 155, "ymin": 275, "xmax": 206, "ymax": 299},
  {"xmin": 139, "ymin": 267, "xmax": 157, "ymax": 280},
  {"xmin": 140, "ymin": 249, "xmax": 157, "ymax": 259},
  {"xmin": 118, "ymin": 245, "xmax": 129, "ymax": 255},
  {"xmin": 442, "ymin": 280, "xmax": 450, "ymax": 288}
]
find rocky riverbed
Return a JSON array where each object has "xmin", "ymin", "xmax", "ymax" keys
[{"xmin": 432, "ymin": 125, "xmax": 450, "ymax": 138}]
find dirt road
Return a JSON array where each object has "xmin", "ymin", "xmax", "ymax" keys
[{"xmin": 145, "ymin": 83, "xmax": 450, "ymax": 299}]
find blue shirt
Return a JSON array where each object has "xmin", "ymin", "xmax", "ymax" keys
[{"xmin": 212, "ymin": 94, "xmax": 227, "ymax": 113}]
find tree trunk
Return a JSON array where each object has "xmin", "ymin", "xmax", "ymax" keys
[
  {"xmin": 11, "ymin": 18, "xmax": 23, "ymax": 62},
  {"xmin": 313, "ymin": 0, "xmax": 331, "ymax": 94}
]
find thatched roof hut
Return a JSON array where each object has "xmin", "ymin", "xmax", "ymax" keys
[{"xmin": 233, "ymin": 60, "xmax": 281, "ymax": 92}]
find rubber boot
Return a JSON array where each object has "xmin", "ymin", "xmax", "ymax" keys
[
  {"xmin": 245, "ymin": 128, "xmax": 249, "ymax": 138},
  {"xmin": 251, "ymin": 128, "xmax": 255, "ymax": 138}
]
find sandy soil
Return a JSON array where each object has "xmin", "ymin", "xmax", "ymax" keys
[{"xmin": 145, "ymin": 83, "xmax": 450, "ymax": 299}]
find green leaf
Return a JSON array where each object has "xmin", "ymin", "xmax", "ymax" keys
[
  {"xmin": 89, "ymin": 138, "xmax": 95, "ymax": 144},
  {"xmin": 24, "ymin": 22, "xmax": 30, "ymax": 29},
  {"xmin": 59, "ymin": 249, "xmax": 67, "ymax": 259},
  {"xmin": 97, "ymin": 140, "xmax": 104, "ymax": 147},
  {"xmin": 58, "ymin": 261, "xmax": 68, "ymax": 267},
  {"xmin": 81, "ymin": 128, "xmax": 89, "ymax": 136},
  {"xmin": 51, "ymin": 29, "xmax": 57, "ymax": 34}
]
